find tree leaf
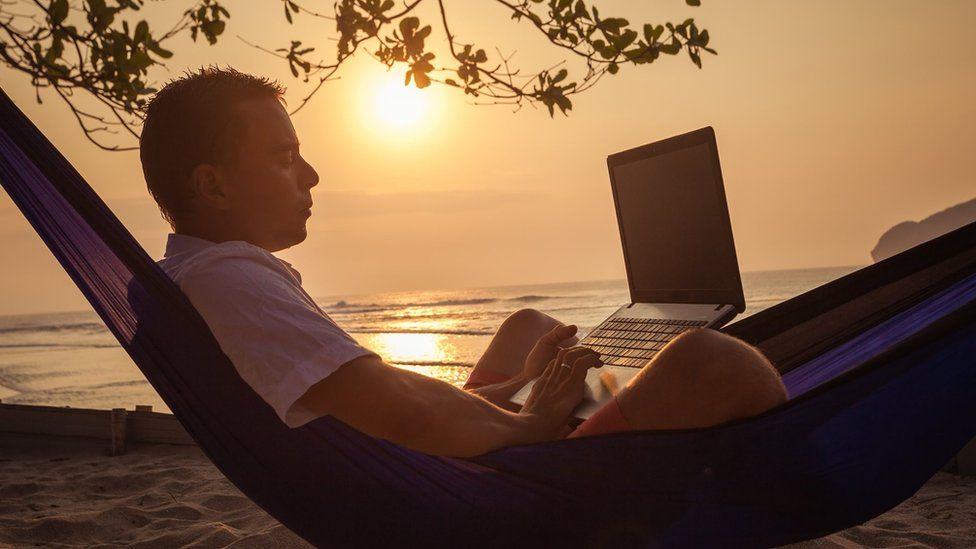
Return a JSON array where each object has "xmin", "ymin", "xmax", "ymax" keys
[
  {"xmin": 148, "ymin": 42, "xmax": 173, "ymax": 58},
  {"xmin": 50, "ymin": 0, "xmax": 69, "ymax": 25},
  {"xmin": 135, "ymin": 21, "xmax": 149, "ymax": 43},
  {"xmin": 399, "ymin": 17, "xmax": 419, "ymax": 37}
]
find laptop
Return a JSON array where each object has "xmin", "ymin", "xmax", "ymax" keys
[{"xmin": 510, "ymin": 126, "xmax": 745, "ymax": 419}]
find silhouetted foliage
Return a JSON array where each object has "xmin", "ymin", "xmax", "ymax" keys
[{"xmin": 0, "ymin": 0, "xmax": 715, "ymax": 151}]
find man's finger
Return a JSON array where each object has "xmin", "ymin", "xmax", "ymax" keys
[
  {"xmin": 540, "ymin": 324, "xmax": 577, "ymax": 346},
  {"xmin": 548, "ymin": 348, "xmax": 567, "ymax": 380},
  {"xmin": 536, "ymin": 358, "xmax": 558, "ymax": 392},
  {"xmin": 560, "ymin": 354, "xmax": 600, "ymax": 395},
  {"xmin": 561, "ymin": 346, "xmax": 600, "ymax": 366},
  {"xmin": 558, "ymin": 346, "xmax": 593, "ymax": 380},
  {"xmin": 570, "ymin": 353, "xmax": 602, "ymax": 381},
  {"xmin": 553, "ymin": 347, "xmax": 574, "ymax": 381},
  {"xmin": 557, "ymin": 336, "xmax": 580, "ymax": 349}
]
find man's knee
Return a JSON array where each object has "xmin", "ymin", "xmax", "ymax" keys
[
  {"xmin": 664, "ymin": 329, "xmax": 787, "ymax": 412},
  {"xmin": 499, "ymin": 308, "xmax": 562, "ymax": 336},
  {"xmin": 502, "ymin": 308, "xmax": 549, "ymax": 327},
  {"xmin": 622, "ymin": 328, "xmax": 786, "ymax": 427}
]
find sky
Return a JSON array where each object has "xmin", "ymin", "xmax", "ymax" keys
[{"xmin": 0, "ymin": 1, "xmax": 974, "ymax": 315}]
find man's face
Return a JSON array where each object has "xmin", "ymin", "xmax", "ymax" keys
[{"xmin": 218, "ymin": 97, "xmax": 319, "ymax": 252}]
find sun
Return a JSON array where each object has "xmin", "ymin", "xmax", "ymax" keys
[{"xmin": 370, "ymin": 71, "xmax": 430, "ymax": 131}]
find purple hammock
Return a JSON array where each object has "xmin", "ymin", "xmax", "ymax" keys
[{"xmin": 1, "ymin": 87, "xmax": 975, "ymax": 548}]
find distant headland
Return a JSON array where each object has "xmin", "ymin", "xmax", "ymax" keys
[{"xmin": 871, "ymin": 198, "xmax": 976, "ymax": 262}]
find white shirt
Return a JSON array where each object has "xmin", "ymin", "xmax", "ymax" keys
[{"xmin": 157, "ymin": 233, "xmax": 377, "ymax": 427}]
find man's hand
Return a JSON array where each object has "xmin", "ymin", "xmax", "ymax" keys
[
  {"xmin": 520, "ymin": 346, "xmax": 602, "ymax": 438},
  {"xmin": 523, "ymin": 324, "xmax": 579, "ymax": 380}
]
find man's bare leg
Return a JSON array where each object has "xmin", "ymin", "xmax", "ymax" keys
[
  {"xmin": 615, "ymin": 329, "xmax": 787, "ymax": 430},
  {"xmin": 464, "ymin": 309, "xmax": 579, "ymax": 409},
  {"xmin": 472, "ymin": 308, "xmax": 575, "ymax": 380}
]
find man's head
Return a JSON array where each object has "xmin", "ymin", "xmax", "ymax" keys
[{"xmin": 140, "ymin": 66, "xmax": 319, "ymax": 252}]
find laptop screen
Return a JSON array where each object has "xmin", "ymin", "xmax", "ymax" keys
[{"xmin": 608, "ymin": 128, "xmax": 744, "ymax": 310}]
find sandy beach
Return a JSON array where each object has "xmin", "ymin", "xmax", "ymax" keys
[
  {"xmin": 2, "ymin": 432, "xmax": 975, "ymax": 548},
  {"xmin": 0, "ymin": 434, "xmax": 310, "ymax": 548}
]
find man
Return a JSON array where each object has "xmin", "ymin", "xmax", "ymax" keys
[{"xmin": 142, "ymin": 67, "xmax": 787, "ymax": 458}]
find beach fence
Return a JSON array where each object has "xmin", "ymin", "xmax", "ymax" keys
[{"xmin": 0, "ymin": 401, "xmax": 193, "ymax": 455}]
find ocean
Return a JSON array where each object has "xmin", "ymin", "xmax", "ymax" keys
[{"xmin": 0, "ymin": 266, "xmax": 858, "ymax": 413}]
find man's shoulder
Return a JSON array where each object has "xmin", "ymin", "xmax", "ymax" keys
[{"xmin": 158, "ymin": 239, "xmax": 294, "ymax": 289}]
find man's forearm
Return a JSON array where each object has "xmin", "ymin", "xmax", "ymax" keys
[
  {"xmin": 298, "ymin": 358, "xmax": 557, "ymax": 458},
  {"xmin": 467, "ymin": 373, "xmax": 529, "ymax": 410},
  {"xmin": 401, "ymin": 372, "xmax": 550, "ymax": 457}
]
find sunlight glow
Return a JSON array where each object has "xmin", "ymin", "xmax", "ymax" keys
[
  {"xmin": 371, "ymin": 332, "xmax": 444, "ymax": 364},
  {"xmin": 372, "ymin": 72, "xmax": 429, "ymax": 130},
  {"xmin": 359, "ymin": 330, "xmax": 472, "ymax": 388}
]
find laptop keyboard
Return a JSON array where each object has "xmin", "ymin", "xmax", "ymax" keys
[{"xmin": 579, "ymin": 317, "xmax": 708, "ymax": 368}]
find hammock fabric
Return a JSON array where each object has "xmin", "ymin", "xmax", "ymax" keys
[{"xmin": 1, "ymin": 87, "xmax": 975, "ymax": 548}]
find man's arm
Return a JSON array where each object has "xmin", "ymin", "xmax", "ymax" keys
[
  {"xmin": 466, "ymin": 375, "xmax": 529, "ymax": 411},
  {"xmin": 294, "ymin": 355, "xmax": 554, "ymax": 458},
  {"xmin": 295, "ymin": 356, "xmax": 555, "ymax": 457}
]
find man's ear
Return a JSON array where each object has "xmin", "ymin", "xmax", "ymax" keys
[{"xmin": 188, "ymin": 163, "xmax": 232, "ymax": 211}]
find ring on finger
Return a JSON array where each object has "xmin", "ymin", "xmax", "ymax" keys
[{"xmin": 560, "ymin": 362, "xmax": 572, "ymax": 369}]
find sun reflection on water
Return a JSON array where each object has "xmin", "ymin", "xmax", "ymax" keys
[
  {"xmin": 359, "ymin": 324, "xmax": 476, "ymax": 388},
  {"xmin": 370, "ymin": 332, "xmax": 445, "ymax": 365}
]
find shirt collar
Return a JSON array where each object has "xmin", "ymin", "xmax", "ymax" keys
[
  {"xmin": 163, "ymin": 233, "xmax": 217, "ymax": 258},
  {"xmin": 162, "ymin": 233, "xmax": 296, "ymax": 270}
]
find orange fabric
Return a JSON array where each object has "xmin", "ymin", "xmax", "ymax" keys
[{"xmin": 565, "ymin": 397, "xmax": 630, "ymax": 438}]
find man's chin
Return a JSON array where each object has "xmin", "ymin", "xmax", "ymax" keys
[
  {"xmin": 267, "ymin": 229, "xmax": 308, "ymax": 252},
  {"xmin": 290, "ymin": 227, "xmax": 309, "ymax": 247}
]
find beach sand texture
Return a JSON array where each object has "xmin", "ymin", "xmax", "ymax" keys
[{"xmin": 2, "ymin": 433, "xmax": 975, "ymax": 548}]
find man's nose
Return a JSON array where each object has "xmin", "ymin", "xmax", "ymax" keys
[{"xmin": 301, "ymin": 157, "xmax": 319, "ymax": 189}]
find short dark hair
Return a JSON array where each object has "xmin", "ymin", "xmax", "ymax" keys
[{"xmin": 139, "ymin": 66, "xmax": 286, "ymax": 227}]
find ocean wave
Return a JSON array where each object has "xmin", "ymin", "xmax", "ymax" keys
[
  {"xmin": 0, "ymin": 322, "xmax": 107, "ymax": 335},
  {"xmin": 326, "ymin": 297, "xmax": 498, "ymax": 311},
  {"xmin": 507, "ymin": 294, "xmax": 554, "ymax": 302},
  {"xmin": 389, "ymin": 360, "xmax": 475, "ymax": 368},
  {"xmin": 0, "ymin": 343, "xmax": 119, "ymax": 349},
  {"xmin": 322, "ymin": 305, "xmax": 391, "ymax": 315},
  {"xmin": 1, "ymin": 378, "xmax": 151, "ymax": 403},
  {"xmin": 346, "ymin": 327, "xmax": 495, "ymax": 336},
  {"xmin": 323, "ymin": 294, "xmax": 560, "ymax": 314}
]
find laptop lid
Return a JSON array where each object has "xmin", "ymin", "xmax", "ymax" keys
[{"xmin": 607, "ymin": 127, "xmax": 745, "ymax": 313}]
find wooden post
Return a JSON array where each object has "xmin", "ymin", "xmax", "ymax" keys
[
  {"xmin": 110, "ymin": 408, "xmax": 127, "ymax": 456},
  {"xmin": 134, "ymin": 405, "xmax": 153, "ymax": 413},
  {"xmin": 956, "ymin": 438, "xmax": 976, "ymax": 476}
]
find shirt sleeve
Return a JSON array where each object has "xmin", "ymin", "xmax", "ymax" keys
[{"xmin": 175, "ymin": 247, "xmax": 377, "ymax": 427}]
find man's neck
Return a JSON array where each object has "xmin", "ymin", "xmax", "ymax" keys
[
  {"xmin": 173, "ymin": 226, "xmax": 290, "ymax": 254},
  {"xmin": 174, "ymin": 223, "xmax": 254, "ymax": 249}
]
